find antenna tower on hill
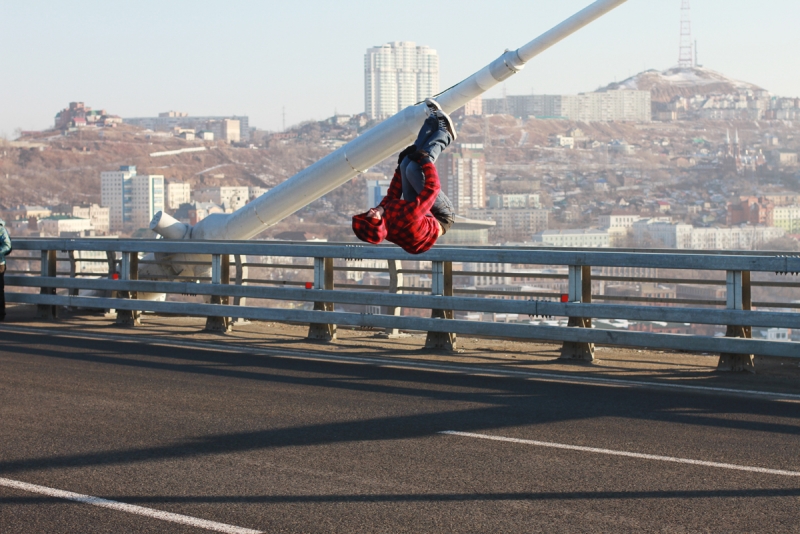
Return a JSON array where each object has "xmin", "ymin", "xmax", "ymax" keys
[{"xmin": 678, "ymin": 0, "xmax": 694, "ymax": 68}]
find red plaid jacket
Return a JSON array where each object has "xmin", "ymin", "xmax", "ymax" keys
[
  {"xmin": 378, "ymin": 160, "xmax": 441, "ymax": 254},
  {"xmin": 351, "ymin": 160, "xmax": 441, "ymax": 254}
]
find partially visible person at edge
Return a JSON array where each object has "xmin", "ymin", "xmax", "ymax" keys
[
  {"xmin": 0, "ymin": 219, "xmax": 11, "ymax": 321},
  {"xmin": 351, "ymin": 98, "xmax": 457, "ymax": 254}
]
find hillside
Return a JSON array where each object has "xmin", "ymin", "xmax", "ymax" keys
[
  {"xmin": 599, "ymin": 66, "xmax": 764, "ymax": 103},
  {"xmin": 0, "ymin": 125, "xmax": 332, "ymax": 208}
]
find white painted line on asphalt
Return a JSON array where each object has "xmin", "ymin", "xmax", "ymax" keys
[
  {"xmin": 440, "ymin": 431, "xmax": 800, "ymax": 477},
  {"xmin": 0, "ymin": 477, "xmax": 262, "ymax": 534},
  {"xmin": 3, "ymin": 324, "xmax": 800, "ymax": 402}
]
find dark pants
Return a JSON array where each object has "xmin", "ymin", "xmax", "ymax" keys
[{"xmin": 0, "ymin": 264, "xmax": 5, "ymax": 319}]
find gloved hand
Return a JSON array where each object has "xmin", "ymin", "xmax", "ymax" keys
[{"xmin": 397, "ymin": 145, "xmax": 416, "ymax": 166}]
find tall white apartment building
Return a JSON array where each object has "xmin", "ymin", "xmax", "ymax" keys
[
  {"xmin": 365, "ymin": 41, "xmax": 439, "ymax": 120},
  {"xmin": 167, "ymin": 182, "xmax": 191, "ymax": 210},
  {"xmin": 100, "ymin": 165, "xmax": 165, "ymax": 231}
]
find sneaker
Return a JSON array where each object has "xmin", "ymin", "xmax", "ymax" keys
[
  {"xmin": 424, "ymin": 97, "xmax": 443, "ymax": 114},
  {"xmin": 435, "ymin": 109, "xmax": 458, "ymax": 141}
]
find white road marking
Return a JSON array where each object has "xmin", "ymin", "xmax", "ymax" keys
[
  {"xmin": 440, "ymin": 431, "xmax": 800, "ymax": 477},
  {"xmin": 2, "ymin": 324, "xmax": 799, "ymax": 402},
  {"xmin": 0, "ymin": 477, "xmax": 261, "ymax": 534}
]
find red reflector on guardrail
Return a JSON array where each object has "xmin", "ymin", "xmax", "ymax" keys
[
  {"xmin": 112, "ymin": 273, "xmax": 119, "ymax": 280},
  {"xmin": 305, "ymin": 282, "xmax": 313, "ymax": 289},
  {"xmin": 560, "ymin": 294, "xmax": 569, "ymax": 303}
]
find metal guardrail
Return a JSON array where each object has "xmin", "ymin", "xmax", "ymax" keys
[{"xmin": 5, "ymin": 238, "xmax": 800, "ymax": 373}]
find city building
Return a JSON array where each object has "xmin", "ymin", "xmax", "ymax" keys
[
  {"xmin": 437, "ymin": 216, "xmax": 495, "ymax": 246},
  {"xmin": 208, "ymin": 119, "xmax": 241, "ymax": 143},
  {"xmin": 7, "ymin": 205, "xmax": 52, "ymax": 220},
  {"xmin": 123, "ymin": 112, "xmax": 251, "ymax": 141},
  {"xmin": 100, "ymin": 165, "xmax": 165, "ymax": 231},
  {"xmin": 364, "ymin": 173, "xmax": 390, "ymax": 209},
  {"xmin": 193, "ymin": 186, "xmax": 252, "ymax": 211},
  {"xmin": 166, "ymin": 182, "xmax": 191, "ymax": 211},
  {"xmin": 364, "ymin": 41, "xmax": 439, "ymax": 120},
  {"xmin": 467, "ymin": 208, "xmax": 549, "ymax": 243},
  {"xmin": 772, "ymin": 205, "xmax": 800, "ymax": 233},
  {"xmin": 462, "ymin": 97, "xmax": 482, "ymax": 116},
  {"xmin": 39, "ymin": 215, "xmax": 93, "ymax": 236},
  {"xmin": 438, "ymin": 144, "xmax": 486, "ymax": 211},
  {"xmin": 483, "ymin": 90, "xmax": 651, "ymax": 122},
  {"xmin": 532, "ymin": 229, "xmax": 610, "ymax": 248},
  {"xmin": 632, "ymin": 218, "xmax": 785, "ymax": 250},
  {"xmin": 632, "ymin": 218, "xmax": 692, "ymax": 248},
  {"xmin": 488, "ymin": 194, "xmax": 541, "ymax": 209},
  {"xmin": 173, "ymin": 202, "xmax": 225, "ymax": 226},
  {"xmin": 598, "ymin": 213, "xmax": 641, "ymax": 228},
  {"xmin": 72, "ymin": 204, "xmax": 110, "ymax": 234},
  {"xmin": 54, "ymin": 102, "xmax": 121, "ymax": 130}
]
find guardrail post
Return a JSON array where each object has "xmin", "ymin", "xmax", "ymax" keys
[
  {"xmin": 381, "ymin": 259, "xmax": 408, "ymax": 338},
  {"xmin": 718, "ymin": 270, "xmax": 754, "ymax": 372},
  {"xmin": 37, "ymin": 250, "xmax": 58, "ymax": 320},
  {"xmin": 116, "ymin": 252, "xmax": 141, "ymax": 327},
  {"xmin": 560, "ymin": 265, "xmax": 595, "ymax": 361},
  {"xmin": 205, "ymin": 254, "xmax": 231, "ymax": 333},
  {"xmin": 425, "ymin": 261, "xmax": 456, "ymax": 350},
  {"xmin": 308, "ymin": 257, "xmax": 337, "ymax": 341},
  {"xmin": 68, "ymin": 251, "xmax": 79, "ymax": 298},
  {"xmin": 232, "ymin": 254, "xmax": 249, "ymax": 324}
]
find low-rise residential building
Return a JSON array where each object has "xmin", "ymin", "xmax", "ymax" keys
[
  {"xmin": 632, "ymin": 218, "xmax": 785, "ymax": 249},
  {"xmin": 173, "ymin": 202, "xmax": 225, "ymax": 226},
  {"xmin": 598, "ymin": 213, "xmax": 641, "ymax": 228},
  {"xmin": 7, "ymin": 205, "xmax": 52, "ymax": 220},
  {"xmin": 487, "ymin": 194, "xmax": 540, "ymax": 209},
  {"xmin": 72, "ymin": 204, "xmax": 110, "ymax": 234},
  {"xmin": 466, "ymin": 207, "xmax": 549, "ymax": 243},
  {"xmin": 39, "ymin": 215, "xmax": 93, "ymax": 236},
  {"xmin": 532, "ymin": 229, "xmax": 610, "ymax": 248},
  {"xmin": 167, "ymin": 182, "xmax": 191, "ymax": 211},
  {"xmin": 773, "ymin": 205, "xmax": 800, "ymax": 233},
  {"xmin": 194, "ymin": 186, "xmax": 252, "ymax": 211}
]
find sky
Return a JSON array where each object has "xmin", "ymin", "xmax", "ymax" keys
[{"xmin": 2, "ymin": 0, "xmax": 799, "ymax": 136}]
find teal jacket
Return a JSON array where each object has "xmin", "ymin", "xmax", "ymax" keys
[{"xmin": 0, "ymin": 219, "xmax": 11, "ymax": 265}]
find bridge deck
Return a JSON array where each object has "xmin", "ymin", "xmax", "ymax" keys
[{"xmin": 3, "ymin": 303, "xmax": 799, "ymax": 399}]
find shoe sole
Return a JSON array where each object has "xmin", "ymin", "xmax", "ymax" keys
[
  {"xmin": 436, "ymin": 110, "xmax": 458, "ymax": 141},
  {"xmin": 424, "ymin": 97, "xmax": 443, "ymax": 113}
]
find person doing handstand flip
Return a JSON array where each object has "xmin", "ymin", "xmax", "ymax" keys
[{"xmin": 352, "ymin": 98, "xmax": 457, "ymax": 254}]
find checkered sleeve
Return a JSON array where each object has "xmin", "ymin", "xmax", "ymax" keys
[{"xmin": 378, "ymin": 167, "xmax": 403, "ymax": 208}]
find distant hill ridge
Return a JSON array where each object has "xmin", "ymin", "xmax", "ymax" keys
[{"xmin": 599, "ymin": 66, "xmax": 765, "ymax": 103}]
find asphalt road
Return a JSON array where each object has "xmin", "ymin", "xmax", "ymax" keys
[{"xmin": 1, "ymin": 330, "xmax": 799, "ymax": 533}]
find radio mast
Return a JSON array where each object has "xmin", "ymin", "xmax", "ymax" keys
[{"xmin": 678, "ymin": 1, "xmax": 694, "ymax": 68}]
